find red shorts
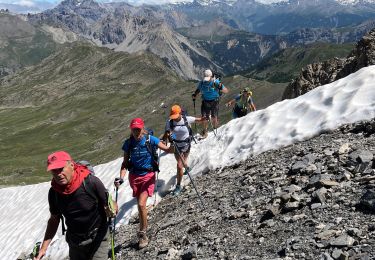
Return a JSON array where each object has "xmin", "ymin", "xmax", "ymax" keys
[{"xmin": 129, "ymin": 172, "xmax": 155, "ymax": 198}]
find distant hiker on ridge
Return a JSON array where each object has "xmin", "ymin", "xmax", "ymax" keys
[
  {"xmin": 163, "ymin": 104, "xmax": 205, "ymax": 195},
  {"xmin": 114, "ymin": 118, "xmax": 173, "ymax": 249},
  {"xmin": 225, "ymin": 87, "xmax": 256, "ymax": 118},
  {"xmin": 192, "ymin": 69, "xmax": 229, "ymax": 138},
  {"xmin": 35, "ymin": 151, "xmax": 115, "ymax": 260}
]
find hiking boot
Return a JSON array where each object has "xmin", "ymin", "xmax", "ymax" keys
[
  {"xmin": 172, "ymin": 185, "xmax": 182, "ymax": 196},
  {"xmin": 138, "ymin": 231, "xmax": 149, "ymax": 249}
]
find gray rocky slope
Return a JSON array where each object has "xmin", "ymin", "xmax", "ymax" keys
[{"xmin": 114, "ymin": 119, "xmax": 375, "ymax": 259}]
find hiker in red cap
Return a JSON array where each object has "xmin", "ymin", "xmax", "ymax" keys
[
  {"xmin": 35, "ymin": 151, "xmax": 115, "ymax": 260},
  {"xmin": 114, "ymin": 117, "xmax": 172, "ymax": 249}
]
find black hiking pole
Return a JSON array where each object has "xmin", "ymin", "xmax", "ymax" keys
[
  {"xmin": 110, "ymin": 187, "xmax": 118, "ymax": 260},
  {"xmin": 193, "ymin": 99, "xmax": 197, "ymax": 133},
  {"xmin": 171, "ymin": 140, "xmax": 205, "ymax": 209},
  {"xmin": 153, "ymin": 148, "xmax": 161, "ymax": 206}
]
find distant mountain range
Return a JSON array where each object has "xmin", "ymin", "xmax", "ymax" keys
[
  {"xmin": 160, "ymin": 0, "xmax": 375, "ymax": 34},
  {"xmin": 21, "ymin": 0, "xmax": 375, "ymax": 79},
  {"xmin": 0, "ymin": 13, "xmax": 60, "ymax": 78}
]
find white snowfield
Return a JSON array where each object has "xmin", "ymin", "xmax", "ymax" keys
[{"xmin": 1, "ymin": 66, "xmax": 375, "ymax": 259}]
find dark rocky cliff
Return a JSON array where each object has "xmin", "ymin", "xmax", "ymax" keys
[{"xmin": 283, "ymin": 28, "xmax": 375, "ymax": 99}]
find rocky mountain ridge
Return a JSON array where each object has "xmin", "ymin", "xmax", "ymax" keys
[
  {"xmin": 115, "ymin": 118, "xmax": 375, "ymax": 259},
  {"xmin": 28, "ymin": 0, "xmax": 218, "ymax": 79},
  {"xmin": 283, "ymin": 28, "xmax": 375, "ymax": 99},
  {"xmin": 24, "ymin": 0, "xmax": 375, "ymax": 79},
  {"xmin": 161, "ymin": 0, "xmax": 375, "ymax": 35}
]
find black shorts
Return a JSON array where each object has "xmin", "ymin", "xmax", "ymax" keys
[
  {"xmin": 233, "ymin": 105, "xmax": 248, "ymax": 118},
  {"xmin": 175, "ymin": 142, "xmax": 191, "ymax": 154},
  {"xmin": 201, "ymin": 100, "xmax": 219, "ymax": 119}
]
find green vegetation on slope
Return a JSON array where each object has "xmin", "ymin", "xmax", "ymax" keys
[
  {"xmin": 0, "ymin": 13, "xmax": 59, "ymax": 78},
  {"xmin": 244, "ymin": 42, "xmax": 354, "ymax": 83},
  {"xmin": 0, "ymin": 43, "xmax": 286, "ymax": 186}
]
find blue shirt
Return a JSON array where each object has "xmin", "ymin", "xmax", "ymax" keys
[
  {"xmin": 197, "ymin": 79, "xmax": 224, "ymax": 101},
  {"xmin": 122, "ymin": 135, "xmax": 160, "ymax": 175}
]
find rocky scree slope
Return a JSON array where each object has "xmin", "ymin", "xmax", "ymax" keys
[
  {"xmin": 115, "ymin": 119, "xmax": 375, "ymax": 259},
  {"xmin": 283, "ymin": 28, "xmax": 375, "ymax": 99}
]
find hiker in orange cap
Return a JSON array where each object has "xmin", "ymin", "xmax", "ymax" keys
[{"xmin": 163, "ymin": 105, "xmax": 204, "ymax": 195}]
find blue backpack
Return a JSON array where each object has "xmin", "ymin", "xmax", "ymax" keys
[{"xmin": 126, "ymin": 131, "xmax": 160, "ymax": 172}]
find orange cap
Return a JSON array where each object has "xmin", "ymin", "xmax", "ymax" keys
[{"xmin": 169, "ymin": 105, "xmax": 181, "ymax": 119}]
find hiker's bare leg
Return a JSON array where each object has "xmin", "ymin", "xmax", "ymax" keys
[
  {"xmin": 137, "ymin": 191, "xmax": 148, "ymax": 231},
  {"xmin": 212, "ymin": 116, "xmax": 219, "ymax": 129},
  {"xmin": 174, "ymin": 153, "xmax": 183, "ymax": 186},
  {"xmin": 175, "ymin": 152, "xmax": 189, "ymax": 186}
]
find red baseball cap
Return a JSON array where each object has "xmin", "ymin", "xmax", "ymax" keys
[
  {"xmin": 130, "ymin": 118, "xmax": 144, "ymax": 129},
  {"xmin": 47, "ymin": 151, "xmax": 72, "ymax": 171}
]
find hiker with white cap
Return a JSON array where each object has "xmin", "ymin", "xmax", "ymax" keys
[{"xmin": 192, "ymin": 69, "xmax": 228, "ymax": 138}]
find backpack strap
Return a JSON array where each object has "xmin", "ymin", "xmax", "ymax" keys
[
  {"xmin": 144, "ymin": 134, "xmax": 160, "ymax": 172},
  {"xmin": 182, "ymin": 114, "xmax": 193, "ymax": 140},
  {"xmin": 169, "ymin": 119, "xmax": 174, "ymax": 131},
  {"xmin": 83, "ymin": 174, "xmax": 98, "ymax": 204}
]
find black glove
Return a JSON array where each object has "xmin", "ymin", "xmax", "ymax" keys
[
  {"xmin": 192, "ymin": 93, "xmax": 196, "ymax": 100},
  {"xmin": 114, "ymin": 177, "xmax": 124, "ymax": 186}
]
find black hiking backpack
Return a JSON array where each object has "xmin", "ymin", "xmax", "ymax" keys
[{"xmin": 54, "ymin": 161, "xmax": 115, "ymax": 236}]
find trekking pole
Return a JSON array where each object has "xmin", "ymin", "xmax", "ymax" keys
[
  {"xmin": 193, "ymin": 99, "xmax": 197, "ymax": 133},
  {"xmin": 29, "ymin": 241, "xmax": 41, "ymax": 259},
  {"xmin": 110, "ymin": 187, "xmax": 118, "ymax": 260},
  {"xmin": 171, "ymin": 140, "xmax": 205, "ymax": 209},
  {"xmin": 153, "ymin": 148, "xmax": 161, "ymax": 206}
]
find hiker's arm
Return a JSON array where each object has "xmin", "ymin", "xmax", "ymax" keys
[
  {"xmin": 250, "ymin": 103, "xmax": 256, "ymax": 112},
  {"xmin": 192, "ymin": 84, "xmax": 201, "ymax": 100},
  {"xmin": 194, "ymin": 117, "xmax": 206, "ymax": 122},
  {"xmin": 35, "ymin": 214, "xmax": 60, "ymax": 260},
  {"xmin": 249, "ymin": 97, "xmax": 256, "ymax": 111},
  {"xmin": 225, "ymin": 99, "xmax": 236, "ymax": 107},
  {"xmin": 119, "ymin": 153, "xmax": 129, "ymax": 180},
  {"xmin": 158, "ymin": 140, "xmax": 174, "ymax": 153},
  {"xmin": 220, "ymin": 84, "xmax": 229, "ymax": 94}
]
